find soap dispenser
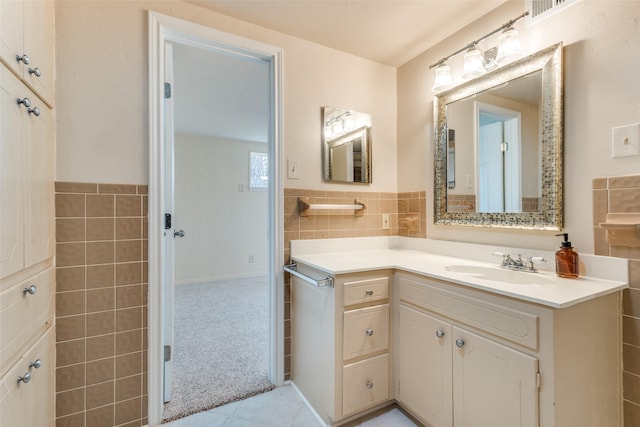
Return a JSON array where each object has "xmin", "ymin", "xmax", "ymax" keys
[{"xmin": 555, "ymin": 233, "xmax": 579, "ymax": 278}]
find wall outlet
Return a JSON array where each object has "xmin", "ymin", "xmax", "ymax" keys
[
  {"xmin": 382, "ymin": 213, "xmax": 390, "ymax": 230},
  {"xmin": 612, "ymin": 124, "xmax": 640, "ymax": 158},
  {"xmin": 287, "ymin": 159, "xmax": 300, "ymax": 179}
]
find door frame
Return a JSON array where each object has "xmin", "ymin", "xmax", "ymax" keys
[{"xmin": 148, "ymin": 11, "xmax": 284, "ymax": 426}]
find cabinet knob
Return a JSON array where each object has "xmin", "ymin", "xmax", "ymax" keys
[
  {"xmin": 17, "ymin": 372, "xmax": 31, "ymax": 384},
  {"xmin": 23, "ymin": 284, "xmax": 37, "ymax": 296},
  {"xmin": 28, "ymin": 67, "xmax": 42, "ymax": 77},
  {"xmin": 365, "ymin": 289, "xmax": 374, "ymax": 296},
  {"xmin": 29, "ymin": 359, "xmax": 42, "ymax": 369},
  {"xmin": 16, "ymin": 54, "xmax": 30, "ymax": 65},
  {"xmin": 436, "ymin": 329, "xmax": 445, "ymax": 338},
  {"xmin": 17, "ymin": 97, "xmax": 32, "ymax": 108},
  {"xmin": 28, "ymin": 106, "xmax": 40, "ymax": 116},
  {"xmin": 365, "ymin": 380, "xmax": 374, "ymax": 389},
  {"xmin": 365, "ymin": 328, "xmax": 374, "ymax": 337},
  {"xmin": 456, "ymin": 338, "xmax": 465, "ymax": 348}
]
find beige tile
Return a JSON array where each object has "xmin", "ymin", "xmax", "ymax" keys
[
  {"xmin": 142, "ymin": 196, "xmax": 148, "ymax": 217},
  {"xmin": 56, "ymin": 193, "xmax": 85, "ymax": 218},
  {"xmin": 116, "ymin": 240, "xmax": 142, "ymax": 263},
  {"xmin": 116, "ymin": 307, "xmax": 143, "ymax": 332},
  {"xmin": 55, "ymin": 412, "xmax": 85, "ymax": 427},
  {"xmin": 56, "ymin": 181, "xmax": 98, "ymax": 194},
  {"xmin": 56, "ymin": 242, "xmax": 86, "ymax": 267},
  {"xmin": 631, "ymin": 260, "xmax": 640, "ymax": 290},
  {"xmin": 116, "ymin": 352, "xmax": 142, "ymax": 379},
  {"xmin": 57, "ymin": 267, "xmax": 86, "ymax": 292},
  {"xmin": 87, "ymin": 288, "xmax": 115, "ymax": 313},
  {"xmin": 57, "ymin": 315, "xmax": 86, "ymax": 342},
  {"xmin": 610, "ymin": 189, "xmax": 640, "ymax": 213},
  {"xmin": 99, "ymin": 184, "xmax": 137, "ymax": 195},
  {"xmin": 56, "ymin": 291, "xmax": 86, "ymax": 317},
  {"xmin": 86, "ymin": 357, "xmax": 115, "ymax": 385},
  {"xmin": 624, "ymin": 344, "xmax": 640, "ymax": 376},
  {"xmin": 86, "ymin": 404, "xmax": 115, "ymax": 427},
  {"xmin": 87, "ymin": 265, "xmax": 115, "ymax": 289},
  {"xmin": 87, "ymin": 311, "xmax": 115, "ymax": 337},
  {"xmin": 86, "ymin": 194, "xmax": 115, "ymax": 217},
  {"xmin": 116, "ymin": 329, "xmax": 142, "ymax": 355},
  {"xmin": 56, "ymin": 388, "xmax": 85, "ymax": 417},
  {"xmin": 611, "ymin": 246, "xmax": 640, "ymax": 260},
  {"xmin": 115, "ymin": 397, "xmax": 142, "ymax": 425},
  {"xmin": 609, "ymin": 175, "xmax": 640, "ymax": 189},
  {"xmin": 624, "ymin": 316, "xmax": 640, "ymax": 347},
  {"xmin": 56, "ymin": 339, "xmax": 85, "ymax": 367},
  {"xmin": 142, "ymin": 239, "xmax": 148, "ymax": 261},
  {"xmin": 116, "ymin": 195, "xmax": 142, "ymax": 217},
  {"xmin": 625, "ymin": 372, "xmax": 640, "ymax": 404},
  {"xmin": 116, "ymin": 218, "xmax": 142, "ymax": 240},
  {"xmin": 87, "ymin": 241, "xmax": 115, "ymax": 265},
  {"xmin": 137, "ymin": 185, "xmax": 148, "ymax": 195},
  {"xmin": 116, "ymin": 285, "xmax": 143, "ymax": 309},
  {"xmin": 624, "ymin": 400, "xmax": 640, "ymax": 427},
  {"xmin": 624, "ymin": 289, "xmax": 640, "ymax": 317},
  {"xmin": 86, "ymin": 218, "xmax": 115, "ymax": 241},
  {"xmin": 116, "ymin": 374, "xmax": 142, "ymax": 402},
  {"xmin": 593, "ymin": 227, "xmax": 609, "ymax": 256},
  {"xmin": 86, "ymin": 381, "xmax": 115, "ymax": 410},
  {"xmin": 592, "ymin": 177, "xmax": 608, "ymax": 189},
  {"xmin": 56, "ymin": 363, "xmax": 85, "ymax": 391},
  {"xmin": 592, "ymin": 189, "xmax": 609, "ymax": 226},
  {"xmin": 56, "ymin": 218, "xmax": 86, "ymax": 242},
  {"xmin": 87, "ymin": 334, "xmax": 115, "ymax": 361}
]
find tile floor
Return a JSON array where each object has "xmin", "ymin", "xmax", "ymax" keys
[{"xmin": 163, "ymin": 385, "xmax": 419, "ymax": 427}]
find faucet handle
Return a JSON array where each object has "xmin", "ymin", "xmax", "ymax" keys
[
  {"xmin": 492, "ymin": 252, "xmax": 506, "ymax": 257},
  {"xmin": 526, "ymin": 256, "xmax": 547, "ymax": 272}
]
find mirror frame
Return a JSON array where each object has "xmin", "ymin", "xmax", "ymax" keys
[
  {"xmin": 434, "ymin": 43, "xmax": 563, "ymax": 230},
  {"xmin": 323, "ymin": 125, "xmax": 371, "ymax": 183}
]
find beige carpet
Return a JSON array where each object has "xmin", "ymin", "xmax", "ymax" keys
[{"xmin": 162, "ymin": 277, "xmax": 274, "ymax": 422}]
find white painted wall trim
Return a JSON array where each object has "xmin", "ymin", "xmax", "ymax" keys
[{"xmin": 148, "ymin": 11, "xmax": 284, "ymax": 426}]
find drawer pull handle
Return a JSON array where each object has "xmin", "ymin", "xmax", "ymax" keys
[
  {"xmin": 23, "ymin": 285, "xmax": 37, "ymax": 296},
  {"xmin": 29, "ymin": 359, "xmax": 42, "ymax": 369},
  {"xmin": 17, "ymin": 97, "xmax": 32, "ymax": 107},
  {"xmin": 366, "ymin": 328, "xmax": 374, "ymax": 337},
  {"xmin": 436, "ymin": 329, "xmax": 445, "ymax": 338},
  {"xmin": 365, "ymin": 289, "xmax": 374, "ymax": 296},
  {"xmin": 16, "ymin": 54, "xmax": 30, "ymax": 65},
  {"xmin": 28, "ymin": 67, "xmax": 42, "ymax": 77},
  {"xmin": 17, "ymin": 372, "xmax": 31, "ymax": 384},
  {"xmin": 456, "ymin": 338, "xmax": 465, "ymax": 348},
  {"xmin": 365, "ymin": 380, "xmax": 374, "ymax": 389},
  {"xmin": 28, "ymin": 106, "xmax": 40, "ymax": 116}
]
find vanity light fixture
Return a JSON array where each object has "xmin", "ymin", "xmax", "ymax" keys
[{"xmin": 429, "ymin": 10, "xmax": 529, "ymax": 92}]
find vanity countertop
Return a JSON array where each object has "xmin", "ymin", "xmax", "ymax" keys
[{"xmin": 291, "ymin": 242, "xmax": 628, "ymax": 309}]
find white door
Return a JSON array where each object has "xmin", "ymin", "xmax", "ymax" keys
[
  {"xmin": 477, "ymin": 120, "xmax": 504, "ymax": 212},
  {"xmin": 162, "ymin": 41, "xmax": 176, "ymax": 403},
  {"xmin": 452, "ymin": 327, "xmax": 539, "ymax": 427}
]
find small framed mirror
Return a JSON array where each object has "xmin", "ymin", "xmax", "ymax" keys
[
  {"xmin": 434, "ymin": 43, "xmax": 563, "ymax": 230},
  {"xmin": 322, "ymin": 106, "xmax": 372, "ymax": 183}
]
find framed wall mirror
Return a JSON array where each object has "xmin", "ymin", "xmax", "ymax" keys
[
  {"xmin": 434, "ymin": 43, "xmax": 563, "ymax": 230},
  {"xmin": 322, "ymin": 106, "xmax": 372, "ymax": 183}
]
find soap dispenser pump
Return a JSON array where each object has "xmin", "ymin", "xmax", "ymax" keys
[{"xmin": 555, "ymin": 233, "xmax": 579, "ymax": 278}]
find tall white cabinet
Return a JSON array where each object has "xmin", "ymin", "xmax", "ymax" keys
[{"xmin": 0, "ymin": 1, "xmax": 55, "ymax": 425}]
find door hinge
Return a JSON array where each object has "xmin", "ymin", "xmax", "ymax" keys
[
  {"xmin": 165, "ymin": 213, "xmax": 172, "ymax": 230},
  {"xmin": 164, "ymin": 345, "xmax": 172, "ymax": 362},
  {"xmin": 536, "ymin": 371, "xmax": 542, "ymax": 390},
  {"xmin": 501, "ymin": 142, "xmax": 509, "ymax": 152},
  {"xmin": 164, "ymin": 82, "xmax": 172, "ymax": 99}
]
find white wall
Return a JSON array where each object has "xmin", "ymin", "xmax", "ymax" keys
[
  {"xmin": 174, "ymin": 133, "xmax": 268, "ymax": 283},
  {"xmin": 398, "ymin": 0, "xmax": 640, "ymax": 253},
  {"xmin": 54, "ymin": 0, "xmax": 397, "ymax": 191}
]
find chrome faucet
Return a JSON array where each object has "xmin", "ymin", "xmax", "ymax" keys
[{"xmin": 493, "ymin": 252, "xmax": 546, "ymax": 273}]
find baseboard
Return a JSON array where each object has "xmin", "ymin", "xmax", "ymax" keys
[{"xmin": 175, "ymin": 271, "xmax": 268, "ymax": 285}]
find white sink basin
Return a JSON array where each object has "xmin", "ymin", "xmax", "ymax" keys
[{"xmin": 445, "ymin": 265, "xmax": 554, "ymax": 285}]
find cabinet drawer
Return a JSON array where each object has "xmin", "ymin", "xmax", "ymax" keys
[
  {"xmin": 343, "ymin": 353, "xmax": 389, "ymax": 417},
  {"xmin": 398, "ymin": 275, "xmax": 538, "ymax": 350},
  {"xmin": 343, "ymin": 276, "xmax": 389, "ymax": 306},
  {"xmin": 0, "ymin": 269, "xmax": 54, "ymax": 375},
  {"xmin": 343, "ymin": 304, "xmax": 389, "ymax": 360}
]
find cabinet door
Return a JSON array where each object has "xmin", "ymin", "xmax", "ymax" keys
[
  {"xmin": 23, "ymin": 0, "xmax": 54, "ymax": 104},
  {"xmin": 0, "ymin": 66, "xmax": 26, "ymax": 278},
  {"xmin": 452, "ymin": 327, "xmax": 538, "ymax": 427},
  {"xmin": 396, "ymin": 304, "xmax": 453, "ymax": 426},
  {"xmin": 0, "ymin": 0, "xmax": 24, "ymax": 78},
  {"xmin": 26, "ymin": 328, "xmax": 54, "ymax": 427}
]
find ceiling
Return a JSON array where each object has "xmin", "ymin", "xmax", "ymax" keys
[{"xmin": 174, "ymin": 0, "xmax": 510, "ymax": 141}]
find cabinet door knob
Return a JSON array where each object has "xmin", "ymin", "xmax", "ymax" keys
[
  {"xmin": 436, "ymin": 329, "xmax": 445, "ymax": 338},
  {"xmin": 366, "ymin": 328, "xmax": 374, "ymax": 337},
  {"xmin": 17, "ymin": 372, "xmax": 31, "ymax": 384},
  {"xmin": 23, "ymin": 284, "xmax": 37, "ymax": 296},
  {"xmin": 174, "ymin": 229, "xmax": 185, "ymax": 238},
  {"xmin": 456, "ymin": 338, "xmax": 465, "ymax": 348},
  {"xmin": 28, "ymin": 67, "xmax": 42, "ymax": 77},
  {"xmin": 365, "ymin": 289, "xmax": 374, "ymax": 296},
  {"xmin": 365, "ymin": 380, "xmax": 374, "ymax": 389},
  {"xmin": 29, "ymin": 359, "xmax": 42, "ymax": 369},
  {"xmin": 16, "ymin": 54, "xmax": 30, "ymax": 65},
  {"xmin": 17, "ymin": 97, "xmax": 32, "ymax": 108},
  {"xmin": 28, "ymin": 106, "xmax": 40, "ymax": 116}
]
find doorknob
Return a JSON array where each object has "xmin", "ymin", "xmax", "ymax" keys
[{"xmin": 174, "ymin": 230, "xmax": 185, "ymax": 238}]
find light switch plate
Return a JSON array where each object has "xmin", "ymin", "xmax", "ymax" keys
[
  {"xmin": 612, "ymin": 124, "xmax": 640, "ymax": 158},
  {"xmin": 287, "ymin": 159, "xmax": 300, "ymax": 179}
]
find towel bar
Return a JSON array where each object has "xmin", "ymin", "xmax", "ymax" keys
[{"xmin": 284, "ymin": 262, "xmax": 334, "ymax": 288}]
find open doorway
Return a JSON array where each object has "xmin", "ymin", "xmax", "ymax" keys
[{"xmin": 148, "ymin": 12, "xmax": 284, "ymax": 426}]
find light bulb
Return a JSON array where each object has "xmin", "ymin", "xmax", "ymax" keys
[
  {"xmin": 462, "ymin": 46, "xmax": 486, "ymax": 80},
  {"xmin": 496, "ymin": 27, "xmax": 523, "ymax": 65},
  {"xmin": 432, "ymin": 63, "xmax": 453, "ymax": 92}
]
